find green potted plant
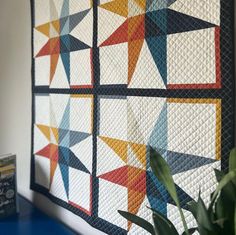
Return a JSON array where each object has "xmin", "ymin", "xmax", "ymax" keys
[{"xmin": 119, "ymin": 148, "xmax": 236, "ymax": 235}]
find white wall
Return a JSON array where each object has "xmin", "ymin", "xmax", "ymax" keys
[{"xmin": 0, "ymin": 1, "xmax": 104, "ymax": 234}]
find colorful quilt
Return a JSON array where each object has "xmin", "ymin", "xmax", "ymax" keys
[{"xmin": 31, "ymin": 0, "xmax": 235, "ymax": 234}]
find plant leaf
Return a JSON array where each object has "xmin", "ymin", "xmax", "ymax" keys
[
  {"xmin": 234, "ymin": 205, "xmax": 236, "ymax": 235},
  {"xmin": 229, "ymin": 148, "xmax": 236, "ymax": 171},
  {"xmin": 197, "ymin": 196, "xmax": 215, "ymax": 232},
  {"xmin": 149, "ymin": 148, "xmax": 178, "ymax": 204},
  {"xmin": 149, "ymin": 208, "xmax": 179, "ymax": 235},
  {"xmin": 211, "ymin": 182, "xmax": 235, "ymax": 233},
  {"xmin": 215, "ymin": 193, "xmax": 226, "ymax": 226},
  {"xmin": 182, "ymin": 228, "xmax": 198, "ymax": 235},
  {"xmin": 118, "ymin": 210, "xmax": 154, "ymax": 234},
  {"xmin": 210, "ymin": 169, "xmax": 236, "ymax": 206},
  {"xmin": 214, "ymin": 169, "xmax": 236, "ymax": 202},
  {"xmin": 152, "ymin": 213, "xmax": 179, "ymax": 235},
  {"xmin": 149, "ymin": 147, "xmax": 189, "ymax": 235},
  {"xmin": 187, "ymin": 201, "xmax": 198, "ymax": 220},
  {"xmin": 214, "ymin": 169, "xmax": 225, "ymax": 182},
  {"xmin": 213, "ymin": 218, "xmax": 227, "ymax": 228},
  {"xmin": 229, "ymin": 148, "xmax": 236, "ymax": 187}
]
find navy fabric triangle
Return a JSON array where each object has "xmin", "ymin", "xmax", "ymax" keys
[
  {"xmin": 148, "ymin": 196, "xmax": 167, "ymax": 215},
  {"xmin": 169, "ymin": 184, "xmax": 194, "ymax": 210},
  {"xmin": 147, "ymin": 171, "xmax": 193, "ymax": 210},
  {"xmin": 60, "ymin": 38, "xmax": 69, "ymax": 53},
  {"xmin": 166, "ymin": 9, "xmax": 216, "ymax": 34},
  {"xmin": 60, "ymin": 35, "xmax": 70, "ymax": 52},
  {"xmin": 145, "ymin": 15, "xmax": 164, "ymax": 38},
  {"xmin": 69, "ymin": 9, "xmax": 90, "ymax": 32},
  {"xmin": 59, "ymin": 129, "xmax": 69, "ymax": 144},
  {"xmin": 59, "ymin": 163, "xmax": 69, "ymax": 198},
  {"xmin": 70, "ymin": 131, "xmax": 90, "ymax": 147},
  {"xmin": 59, "ymin": 146, "xmax": 70, "ymax": 164},
  {"xmin": 146, "ymin": 35, "xmax": 167, "ymax": 85},
  {"xmin": 69, "ymin": 35, "xmax": 90, "ymax": 51},
  {"xmin": 146, "ymin": 10, "xmax": 167, "ymax": 35},
  {"xmin": 146, "ymin": 9, "xmax": 215, "ymax": 37},
  {"xmin": 146, "ymin": 171, "xmax": 166, "ymax": 202},
  {"xmin": 167, "ymin": 151, "xmax": 216, "ymax": 175},
  {"xmin": 69, "ymin": 151, "xmax": 90, "ymax": 174},
  {"xmin": 61, "ymin": 52, "xmax": 70, "ymax": 83}
]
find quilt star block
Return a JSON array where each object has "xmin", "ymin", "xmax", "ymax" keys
[
  {"xmin": 98, "ymin": 0, "xmax": 221, "ymax": 89},
  {"xmin": 34, "ymin": 0, "xmax": 93, "ymax": 88},
  {"xmin": 33, "ymin": 94, "xmax": 93, "ymax": 210}
]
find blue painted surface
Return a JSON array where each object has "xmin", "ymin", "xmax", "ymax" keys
[{"xmin": 0, "ymin": 196, "xmax": 76, "ymax": 235}]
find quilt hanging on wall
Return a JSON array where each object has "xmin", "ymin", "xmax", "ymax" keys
[{"xmin": 31, "ymin": 0, "xmax": 235, "ymax": 234}]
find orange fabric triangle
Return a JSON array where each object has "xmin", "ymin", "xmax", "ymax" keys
[
  {"xmin": 50, "ymin": 159, "xmax": 58, "ymax": 186},
  {"xmin": 50, "ymin": 37, "xmax": 60, "ymax": 54},
  {"xmin": 128, "ymin": 14, "xmax": 145, "ymax": 41},
  {"xmin": 50, "ymin": 144, "xmax": 58, "ymax": 160},
  {"xmin": 100, "ymin": 0, "xmax": 128, "ymax": 18},
  {"xmin": 50, "ymin": 53, "xmax": 60, "ymax": 83},
  {"xmin": 49, "ymin": 144, "xmax": 59, "ymax": 187},
  {"xmin": 130, "ymin": 143, "xmax": 146, "ymax": 168},
  {"xmin": 35, "ymin": 23, "xmax": 50, "ymax": 37},
  {"xmin": 128, "ymin": 189, "xmax": 146, "ymax": 230},
  {"xmin": 128, "ymin": 39, "xmax": 144, "ymax": 84},
  {"xmin": 128, "ymin": 166, "xmax": 146, "ymax": 193},
  {"xmin": 100, "ymin": 136, "xmax": 128, "ymax": 163},
  {"xmin": 128, "ymin": 14, "xmax": 145, "ymax": 40},
  {"xmin": 36, "ymin": 124, "xmax": 50, "ymax": 141}
]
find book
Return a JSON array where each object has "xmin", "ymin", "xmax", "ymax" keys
[{"xmin": 0, "ymin": 154, "xmax": 18, "ymax": 218}]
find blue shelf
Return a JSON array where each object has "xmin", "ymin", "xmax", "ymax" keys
[{"xmin": 0, "ymin": 196, "xmax": 76, "ymax": 235}]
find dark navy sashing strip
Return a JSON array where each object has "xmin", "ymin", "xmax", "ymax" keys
[
  {"xmin": 34, "ymin": 87, "xmax": 225, "ymax": 99},
  {"xmin": 91, "ymin": 0, "xmax": 100, "ymax": 220},
  {"xmin": 30, "ymin": 0, "xmax": 36, "ymax": 189},
  {"xmin": 220, "ymin": 0, "xmax": 235, "ymax": 171}
]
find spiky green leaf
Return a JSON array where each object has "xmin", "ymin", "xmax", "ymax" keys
[
  {"xmin": 149, "ymin": 147, "xmax": 189, "ymax": 235},
  {"xmin": 187, "ymin": 201, "xmax": 198, "ymax": 220},
  {"xmin": 197, "ymin": 196, "xmax": 215, "ymax": 232},
  {"xmin": 211, "ymin": 169, "xmax": 236, "ymax": 206},
  {"xmin": 118, "ymin": 210, "xmax": 154, "ymax": 234},
  {"xmin": 149, "ymin": 208, "xmax": 179, "ymax": 235},
  {"xmin": 214, "ymin": 169, "xmax": 236, "ymax": 202},
  {"xmin": 182, "ymin": 228, "xmax": 198, "ymax": 235},
  {"xmin": 229, "ymin": 148, "xmax": 236, "ymax": 171},
  {"xmin": 149, "ymin": 147, "xmax": 178, "ymax": 205}
]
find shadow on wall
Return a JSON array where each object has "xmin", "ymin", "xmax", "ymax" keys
[
  {"xmin": 32, "ymin": 162, "xmax": 81, "ymax": 235},
  {"xmin": 31, "ymin": 164, "xmax": 81, "ymax": 234}
]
